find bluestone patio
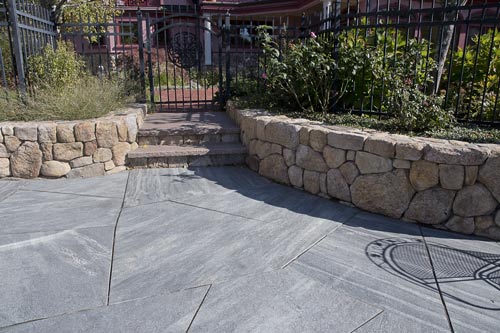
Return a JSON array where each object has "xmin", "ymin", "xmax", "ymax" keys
[{"xmin": 0, "ymin": 167, "xmax": 499, "ymax": 332}]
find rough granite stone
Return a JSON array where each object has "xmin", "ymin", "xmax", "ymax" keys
[
  {"xmin": 351, "ymin": 170, "xmax": 415, "ymax": 218},
  {"xmin": 66, "ymin": 163, "xmax": 105, "ymax": 178},
  {"xmin": 445, "ymin": 216, "xmax": 475, "ymax": 235},
  {"xmin": 303, "ymin": 170, "xmax": 320, "ymax": 194},
  {"xmin": 323, "ymin": 146, "xmax": 346, "ymax": 169},
  {"xmin": 283, "ymin": 148, "xmax": 295, "ymax": 167},
  {"xmin": 404, "ymin": 188, "xmax": 455, "ymax": 224},
  {"xmin": 439, "ymin": 164, "xmax": 464, "ymax": 190},
  {"xmin": 105, "ymin": 160, "xmax": 116, "ymax": 171},
  {"xmin": 0, "ymin": 144, "xmax": 8, "ymax": 157},
  {"xmin": 264, "ymin": 120, "xmax": 300, "ymax": 149},
  {"xmin": 327, "ymin": 169, "xmax": 351, "ymax": 202},
  {"xmin": 339, "ymin": 162, "xmax": 360, "ymax": 185},
  {"xmin": 328, "ymin": 131, "xmax": 368, "ymax": 151},
  {"xmin": 40, "ymin": 161, "xmax": 71, "ymax": 177},
  {"xmin": 255, "ymin": 140, "xmax": 281, "ymax": 159},
  {"xmin": 309, "ymin": 128, "xmax": 328, "ymax": 152},
  {"xmin": 409, "ymin": 160, "xmax": 439, "ymax": 191},
  {"xmin": 93, "ymin": 148, "xmax": 113, "ymax": 163},
  {"xmin": 355, "ymin": 151, "xmax": 392, "ymax": 174},
  {"xmin": 40, "ymin": 143, "xmax": 53, "ymax": 161},
  {"xmin": 475, "ymin": 215, "xmax": 494, "ymax": 230},
  {"xmin": 84, "ymin": 140, "xmax": 98, "ymax": 156},
  {"xmin": 14, "ymin": 125, "xmax": 37, "ymax": 141},
  {"xmin": 115, "ymin": 120, "xmax": 129, "ymax": 142},
  {"xmin": 364, "ymin": 135, "xmax": 396, "ymax": 158},
  {"xmin": 130, "ymin": 142, "xmax": 139, "ymax": 151},
  {"xmin": 288, "ymin": 165, "xmax": 303, "ymax": 188},
  {"xmin": 107, "ymin": 166, "xmax": 127, "ymax": 174},
  {"xmin": 478, "ymin": 153, "xmax": 500, "ymax": 202},
  {"xmin": 464, "ymin": 166, "xmax": 478, "ymax": 186},
  {"xmin": 10, "ymin": 142, "xmax": 42, "ymax": 178},
  {"xmin": 245, "ymin": 155, "xmax": 260, "ymax": 172},
  {"xmin": 453, "ymin": 184, "xmax": 498, "ymax": 217},
  {"xmin": 393, "ymin": 159, "xmax": 411, "ymax": 169},
  {"xmin": 259, "ymin": 154, "xmax": 289, "ymax": 184},
  {"xmin": 56, "ymin": 124, "xmax": 75, "ymax": 143},
  {"xmin": 496, "ymin": 211, "xmax": 500, "ymax": 227},
  {"xmin": 299, "ymin": 127, "xmax": 310, "ymax": 145},
  {"xmin": 125, "ymin": 115, "xmax": 138, "ymax": 142},
  {"xmin": 0, "ymin": 130, "xmax": 3, "ymax": 143},
  {"xmin": 2, "ymin": 125, "xmax": 13, "ymax": 136},
  {"xmin": 4, "ymin": 136, "xmax": 21, "ymax": 152},
  {"xmin": 0, "ymin": 158, "xmax": 10, "ymax": 177},
  {"xmin": 346, "ymin": 150, "xmax": 356, "ymax": 161},
  {"xmin": 96, "ymin": 122, "xmax": 119, "ymax": 148},
  {"xmin": 38, "ymin": 123, "xmax": 57, "ymax": 143},
  {"xmin": 296, "ymin": 145, "xmax": 328, "ymax": 172},
  {"xmin": 70, "ymin": 156, "xmax": 93, "ymax": 168},
  {"xmin": 424, "ymin": 143, "xmax": 488, "ymax": 165},
  {"xmin": 256, "ymin": 117, "xmax": 271, "ymax": 141},
  {"xmin": 74, "ymin": 122, "xmax": 96, "ymax": 142},
  {"xmin": 112, "ymin": 142, "xmax": 131, "ymax": 166},
  {"xmin": 395, "ymin": 140, "xmax": 425, "ymax": 161},
  {"xmin": 53, "ymin": 143, "xmax": 83, "ymax": 162},
  {"xmin": 319, "ymin": 173, "xmax": 327, "ymax": 194}
]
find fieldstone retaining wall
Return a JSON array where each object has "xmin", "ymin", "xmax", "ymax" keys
[
  {"xmin": 0, "ymin": 104, "xmax": 146, "ymax": 179},
  {"xmin": 227, "ymin": 102, "xmax": 500, "ymax": 240}
]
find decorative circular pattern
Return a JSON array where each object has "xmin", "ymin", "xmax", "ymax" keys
[{"xmin": 167, "ymin": 31, "xmax": 202, "ymax": 69}]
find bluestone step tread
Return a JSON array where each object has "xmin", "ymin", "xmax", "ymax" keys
[{"xmin": 128, "ymin": 143, "xmax": 247, "ymax": 159}]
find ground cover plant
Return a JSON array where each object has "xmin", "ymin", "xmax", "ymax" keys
[{"xmin": 234, "ymin": 24, "xmax": 500, "ymax": 144}]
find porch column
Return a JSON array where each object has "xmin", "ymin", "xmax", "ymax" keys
[{"xmin": 204, "ymin": 14, "xmax": 212, "ymax": 65}]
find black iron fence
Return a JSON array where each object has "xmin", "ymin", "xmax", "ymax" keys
[{"xmin": 255, "ymin": 0, "xmax": 500, "ymax": 126}]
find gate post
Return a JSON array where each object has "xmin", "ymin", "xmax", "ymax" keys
[
  {"xmin": 136, "ymin": 9, "xmax": 146, "ymax": 102},
  {"xmin": 7, "ymin": 0, "xmax": 26, "ymax": 96},
  {"xmin": 145, "ymin": 14, "xmax": 154, "ymax": 107},
  {"xmin": 224, "ymin": 11, "xmax": 231, "ymax": 104}
]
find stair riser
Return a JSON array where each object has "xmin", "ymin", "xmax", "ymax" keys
[
  {"xmin": 127, "ymin": 154, "xmax": 246, "ymax": 168},
  {"xmin": 138, "ymin": 133, "xmax": 240, "ymax": 146}
]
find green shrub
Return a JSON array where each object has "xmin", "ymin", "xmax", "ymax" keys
[
  {"xmin": 27, "ymin": 41, "xmax": 84, "ymax": 91},
  {"xmin": 447, "ymin": 29, "xmax": 500, "ymax": 121}
]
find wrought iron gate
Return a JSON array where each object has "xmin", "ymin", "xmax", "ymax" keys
[{"xmin": 140, "ymin": 8, "xmax": 230, "ymax": 112}]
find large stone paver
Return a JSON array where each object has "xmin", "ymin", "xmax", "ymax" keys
[
  {"xmin": 0, "ymin": 227, "xmax": 113, "ymax": 328},
  {"xmin": 1, "ymin": 166, "xmax": 499, "ymax": 332}
]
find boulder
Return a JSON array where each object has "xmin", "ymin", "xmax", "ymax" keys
[
  {"xmin": 339, "ymin": 162, "xmax": 360, "ymax": 185},
  {"xmin": 104, "ymin": 160, "xmax": 116, "ymax": 171},
  {"xmin": 464, "ymin": 166, "xmax": 478, "ymax": 186},
  {"xmin": 323, "ymin": 146, "xmax": 346, "ymax": 169},
  {"xmin": 2, "ymin": 125, "xmax": 13, "ymax": 136},
  {"xmin": 259, "ymin": 155, "xmax": 289, "ymax": 184},
  {"xmin": 424, "ymin": 143, "xmax": 488, "ymax": 165},
  {"xmin": 264, "ymin": 120, "xmax": 300, "ymax": 149},
  {"xmin": 439, "ymin": 164, "xmax": 464, "ymax": 190},
  {"xmin": 38, "ymin": 123, "xmax": 57, "ymax": 143},
  {"xmin": 475, "ymin": 216, "xmax": 494, "ymax": 230},
  {"xmin": 283, "ymin": 148, "xmax": 295, "ymax": 166},
  {"xmin": 288, "ymin": 165, "xmax": 303, "ymax": 188},
  {"xmin": 70, "ymin": 156, "xmax": 93, "ymax": 168},
  {"xmin": 93, "ymin": 148, "xmax": 113, "ymax": 163},
  {"xmin": 303, "ymin": 170, "xmax": 320, "ymax": 194},
  {"xmin": 327, "ymin": 169, "xmax": 351, "ymax": 202},
  {"xmin": 355, "ymin": 151, "xmax": 392, "ymax": 174},
  {"xmin": 0, "ymin": 144, "xmax": 8, "ymax": 158},
  {"xmin": 255, "ymin": 140, "xmax": 281, "ymax": 159},
  {"xmin": 296, "ymin": 145, "xmax": 328, "ymax": 172},
  {"xmin": 11, "ymin": 142, "xmax": 42, "ymax": 178},
  {"xmin": 327, "ymin": 130, "xmax": 367, "ymax": 151},
  {"xmin": 0, "ymin": 158, "xmax": 10, "ymax": 177},
  {"xmin": 404, "ymin": 188, "xmax": 455, "ymax": 224},
  {"xmin": 364, "ymin": 135, "xmax": 396, "ymax": 158},
  {"xmin": 40, "ymin": 143, "xmax": 53, "ymax": 161},
  {"xmin": 14, "ymin": 125, "xmax": 37, "ymax": 141},
  {"xmin": 115, "ymin": 120, "xmax": 129, "ymax": 142},
  {"xmin": 309, "ymin": 128, "xmax": 328, "ymax": 152},
  {"xmin": 393, "ymin": 159, "xmax": 411, "ymax": 169},
  {"xmin": 445, "ymin": 216, "xmax": 475, "ymax": 235},
  {"xmin": 53, "ymin": 143, "xmax": 83, "ymax": 161},
  {"xmin": 478, "ymin": 153, "xmax": 500, "ymax": 202},
  {"xmin": 453, "ymin": 184, "xmax": 497, "ymax": 217},
  {"xmin": 56, "ymin": 124, "xmax": 75, "ymax": 143},
  {"xmin": 351, "ymin": 170, "xmax": 415, "ymax": 218},
  {"xmin": 4, "ymin": 136, "xmax": 21, "ymax": 152},
  {"xmin": 395, "ymin": 140, "xmax": 425, "ymax": 161},
  {"xmin": 40, "ymin": 161, "xmax": 71, "ymax": 177},
  {"xmin": 112, "ymin": 142, "xmax": 131, "ymax": 166},
  {"xmin": 74, "ymin": 122, "xmax": 96, "ymax": 142},
  {"xmin": 96, "ymin": 121, "xmax": 119, "ymax": 148},
  {"xmin": 299, "ymin": 126, "xmax": 310, "ymax": 145},
  {"xmin": 84, "ymin": 140, "xmax": 98, "ymax": 156},
  {"xmin": 125, "ymin": 115, "xmax": 138, "ymax": 142},
  {"xmin": 409, "ymin": 160, "xmax": 439, "ymax": 191}
]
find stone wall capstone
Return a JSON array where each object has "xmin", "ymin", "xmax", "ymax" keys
[
  {"xmin": 227, "ymin": 102, "xmax": 500, "ymax": 241},
  {"xmin": 0, "ymin": 104, "xmax": 146, "ymax": 179}
]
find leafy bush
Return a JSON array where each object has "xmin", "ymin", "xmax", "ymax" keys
[
  {"xmin": 27, "ymin": 41, "xmax": 84, "ymax": 91},
  {"xmin": 448, "ymin": 29, "xmax": 500, "ymax": 121}
]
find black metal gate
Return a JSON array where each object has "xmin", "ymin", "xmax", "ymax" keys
[{"xmin": 140, "ymin": 8, "xmax": 230, "ymax": 112}]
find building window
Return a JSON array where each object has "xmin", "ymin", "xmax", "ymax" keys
[{"xmin": 120, "ymin": 21, "xmax": 139, "ymax": 45}]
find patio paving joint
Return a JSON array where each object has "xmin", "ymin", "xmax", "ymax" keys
[
  {"xmin": 18, "ymin": 188, "xmax": 119, "ymax": 200},
  {"xmin": 0, "ymin": 182, "xmax": 25, "ymax": 204},
  {"xmin": 350, "ymin": 309, "xmax": 384, "ymax": 333},
  {"xmin": 281, "ymin": 233, "xmax": 330, "ymax": 269},
  {"xmin": 420, "ymin": 225, "xmax": 455, "ymax": 333},
  {"xmin": 186, "ymin": 283, "xmax": 212, "ymax": 332},
  {"xmin": 106, "ymin": 172, "xmax": 131, "ymax": 306}
]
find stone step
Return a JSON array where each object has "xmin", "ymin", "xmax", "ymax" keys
[
  {"xmin": 127, "ymin": 143, "xmax": 247, "ymax": 168},
  {"xmin": 138, "ymin": 112, "xmax": 241, "ymax": 146}
]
